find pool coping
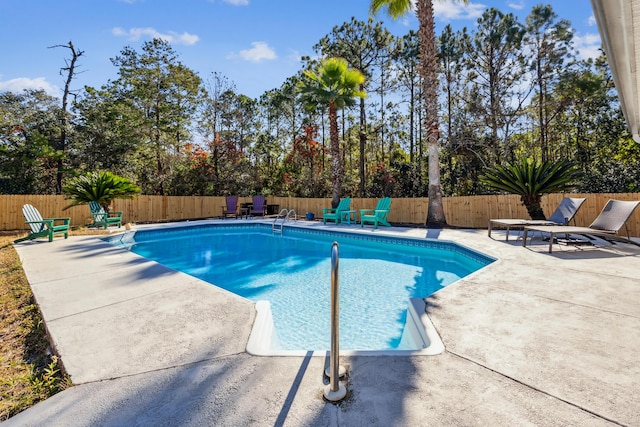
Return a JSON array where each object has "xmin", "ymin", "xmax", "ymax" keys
[{"xmin": 9, "ymin": 218, "xmax": 640, "ymax": 426}]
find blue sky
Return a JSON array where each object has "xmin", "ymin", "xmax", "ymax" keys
[{"xmin": 0, "ymin": 0, "xmax": 601, "ymax": 100}]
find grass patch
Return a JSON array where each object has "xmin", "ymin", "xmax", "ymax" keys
[
  {"xmin": 0, "ymin": 233, "xmax": 72, "ymax": 420},
  {"xmin": 0, "ymin": 229, "xmax": 112, "ymax": 421}
]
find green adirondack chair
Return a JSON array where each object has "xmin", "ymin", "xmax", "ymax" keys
[
  {"xmin": 14, "ymin": 204, "xmax": 70, "ymax": 243},
  {"xmin": 322, "ymin": 198, "xmax": 352, "ymax": 224},
  {"xmin": 90, "ymin": 201, "xmax": 123, "ymax": 229},
  {"xmin": 360, "ymin": 197, "xmax": 392, "ymax": 229}
]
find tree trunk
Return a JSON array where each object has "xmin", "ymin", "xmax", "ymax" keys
[
  {"xmin": 418, "ymin": 0, "xmax": 447, "ymax": 226},
  {"xmin": 329, "ymin": 103, "xmax": 342, "ymax": 208},
  {"xmin": 359, "ymin": 97, "xmax": 367, "ymax": 197},
  {"xmin": 522, "ymin": 194, "xmax": 545, "ymax": 220},
  {"xmin": 409, "ymin": 75, "xmax": 415, "ymax": 163},
  {"xmin": 53, "ymin": 41, "xmax": 83, "ymax": 194}
]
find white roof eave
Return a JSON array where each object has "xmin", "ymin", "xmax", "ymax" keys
[{"xmin": 591, "ymin": 0, "xmax": 640, "ymax": 143}]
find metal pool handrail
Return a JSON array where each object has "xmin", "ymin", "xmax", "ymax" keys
[
  {"xmin": 272, "ymin": 209, "xmax": 297, "ymax": 233},
  {"xmin": 324, "ymin": 241, "xmax": 347, "ymax": 402}
]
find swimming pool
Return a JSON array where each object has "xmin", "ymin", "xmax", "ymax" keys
[{"xmin": 108, "ymin": 223, "xmax": 494, "ymax": 354}]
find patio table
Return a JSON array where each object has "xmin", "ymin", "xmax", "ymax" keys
[{"xmin": 340, "ymin": 210, "xmax": 357, "ymax": 225}]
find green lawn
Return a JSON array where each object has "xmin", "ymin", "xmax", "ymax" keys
[{"xmin": 0, "ymin": 228, "xmax": 109, "ymax": 420}]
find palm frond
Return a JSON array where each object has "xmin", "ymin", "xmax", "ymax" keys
[
  {"xmin": 370, "ymin": 0, "xmax": 413, "ymax": 19},
  {"xmin": 62, "ymin": 171, "xmax": 140, "ymax": 211},
  {"xmin": 481, "ymin": 158, "xmax": 581, "ymax": 196}
]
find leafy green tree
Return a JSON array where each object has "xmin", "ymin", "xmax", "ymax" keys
[
  {"xmin": 371, "ymin": 0, "xmax": 471, "ymax": 226},
  {"xmin": 551, "ymin": 54, "xmax": 619, "ymax": 167},
  {"xmin": 466, "ymin": 8, "xmax": 527, "ymax": 166},
  {"xmin": 315, "ymin": 17, "xmax": 394, "ymax": 197},
  {"xmin": 254, "ymin": 77, "xmax": 306, "ymax": 193},
  {"xmin": 480, "ymin": 158, "xmax": 581, "ymax": 219},
  {"xmin": 109, "ymin": 38, "xmax": 202, "ymax": 195},
  {"xmin": 274, "ymin": 76, "xmax": 304, "ymax": 151},
  {"xmin": 197, "ymin": 72, "xmax": 235, "ymax": 193},
  {"xmin": 197, "ymin": 85, "xmax": 257, "ymax": 195},
  {"xmin": 0, "ymin": 90, "xmax": 62, "ymax": 194},
  {"xmin": 524, "ymin": 5, "xmax": 574, "ymax": 162},
  {"xmin": 50, "ymin": 41, "xmax": 84, "ymax": 193},
  {"xmin": 72, "ymin": 86, "xmax": 142, "ymax": 176},
  {"xmin": 438, "ymin": 24, "xmax": 471, "ymax": 195},
  {"xmin": 62, "ymin": 171, "xmax": 140, "ymax": 213},
  {"xmin": 395, "ymin": 30, "xmax": 421, "ymax": 164},
  {"xmin": 299, "ymin": 58, "xmax": 366, "ymax": 207},
  {"xmin": 284, "ymin": 125, "xmax": 328, "ymax": 197}
]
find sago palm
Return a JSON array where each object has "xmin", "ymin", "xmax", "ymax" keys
[
  {"xmin": 63, "ymin": 171, "xmax": 141, "ymax": 213},
  {"xmin": 371, "ymin": 0, "xmax": 468, "ymax": 227},
  {"xmin": 481, "ymin": 158, "xmax": 582, "ymax": 220},
  {"xmin": 299, "ymin": 57, "xmax": 366, "ymax": 208}
]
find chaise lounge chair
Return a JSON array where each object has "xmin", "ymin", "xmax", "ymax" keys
[
  {"xmin": 522, "ymin": 199, "xmax": 640, "ymax": 253},
  {"xmin": 222, "ymin": 195, "xmax": 239, "ymax": 219},
  {"xmin": 322, "ymin": 198, "xmax": 352, "ymax": 224},
  {"xmin": 488, "ymin": 197, "xmax": 586, "ymax": 241},
  {"xmin": 14, "ymin": 204, "xmax": 70, "ymax": 243},
  {"xmin": 360, "ymin": 197, "xmax": 392, "ymax": 229},
  {"xmin": 90, "ymin": 200, "xmax": 123, "ymax": 229}
]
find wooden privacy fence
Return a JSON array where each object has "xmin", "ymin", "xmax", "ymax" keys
[{"xmin": 2, "ymin": 193, "xmax": 639, "ymax": 237}]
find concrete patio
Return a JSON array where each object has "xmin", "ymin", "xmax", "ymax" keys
[{"xmin": 4, "ymin": 220, "xmax": 640, "ymax": 426}]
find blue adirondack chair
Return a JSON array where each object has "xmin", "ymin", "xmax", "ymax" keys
[
  {"xmin": 222, "ymin": 195, "xmax": 239, "ymax": 218},
  {"xmin": 14, "ymin": 204, "xmax": 70, "ymax": 243},
  {"xmin": 360, "ymin": 197, "xmax": 392, "ymax": 229},
  {"xmin": 322, "ymin": 198, "xmax": 352, "ymax": 224},
  {"xmin": 89, "ymin": 201, "xmax": 123, "ymax": 229}
]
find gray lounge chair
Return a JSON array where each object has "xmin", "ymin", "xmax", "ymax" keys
[
  {"xmin": 488, "ymin": 197, "xmax": 586, "ymax": 241},
  {"xmin": 522, "ymin": 199, "xmax": 640, "ymax": 253}
]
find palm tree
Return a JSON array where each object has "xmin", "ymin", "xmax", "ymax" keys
[
  {"xmin": 299, "ymin": 58, "xmax": 366, "ymax": 208},
  {"xmin": 480, "ymin": 158, "xmax": 581, "ymax": 220},
  {"xmin": 62, "ymin": 171, "xmax": 141, "ymax": 213},
  {"xmin": 371, "ymin": 0, "xmax": 467, "ymax": 227}
]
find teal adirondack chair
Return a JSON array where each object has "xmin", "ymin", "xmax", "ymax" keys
[
  {"xmin": 360, "ymin": 197, "xmax": 392, "ymax": 229},
  {"xmin": 14, "ymin": 204, "xmax": 70, "ymax": 243},
  {"xmin": 323, "ymin": 198, "xmax": 352, "ymax": 224},
  {"xmin": 89, "ymin": 201, "xmax": 123, "ymax": 229}
]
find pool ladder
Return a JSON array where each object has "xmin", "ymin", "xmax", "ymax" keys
[{"xmin": 272, "ymin": 208, "xmax": 297, "ymax": 233}]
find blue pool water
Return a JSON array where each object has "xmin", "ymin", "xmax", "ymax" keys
[{"xmin": 108, "ymin": 224, "xmax": 494, "ymax": 351}]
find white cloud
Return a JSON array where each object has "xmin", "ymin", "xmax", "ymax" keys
[
  {"xmin": 507, "ymin": 1, "xmax": 525, "ymax": 10},
  {"xmin": 232, "ymin": 41, "xmax": 277, "ymax": 62},
  {"xmin": 208, "ymin": 0, "xmax": 248, "ymax": 5},
  {"xmin": 0, "ymin": 77, "xmax": 59, "ymax": 97},
  {"xmin": 434, "ymin": 0, "xmax": 485, "ymax": 21},
  {"xmin": 574, "ymin": 32, "xmax": 602, "ymax": 60},
  {"xmin": 588, "ymin": 15, "xmax": 597, "ymax": 27},
  {"xmin": 112, "ymin": 27, "xmax": 200, "ymax": 45},
  {"xmin": 287, "ymin": 49, "xmax": 302, "ymax": 64}
]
